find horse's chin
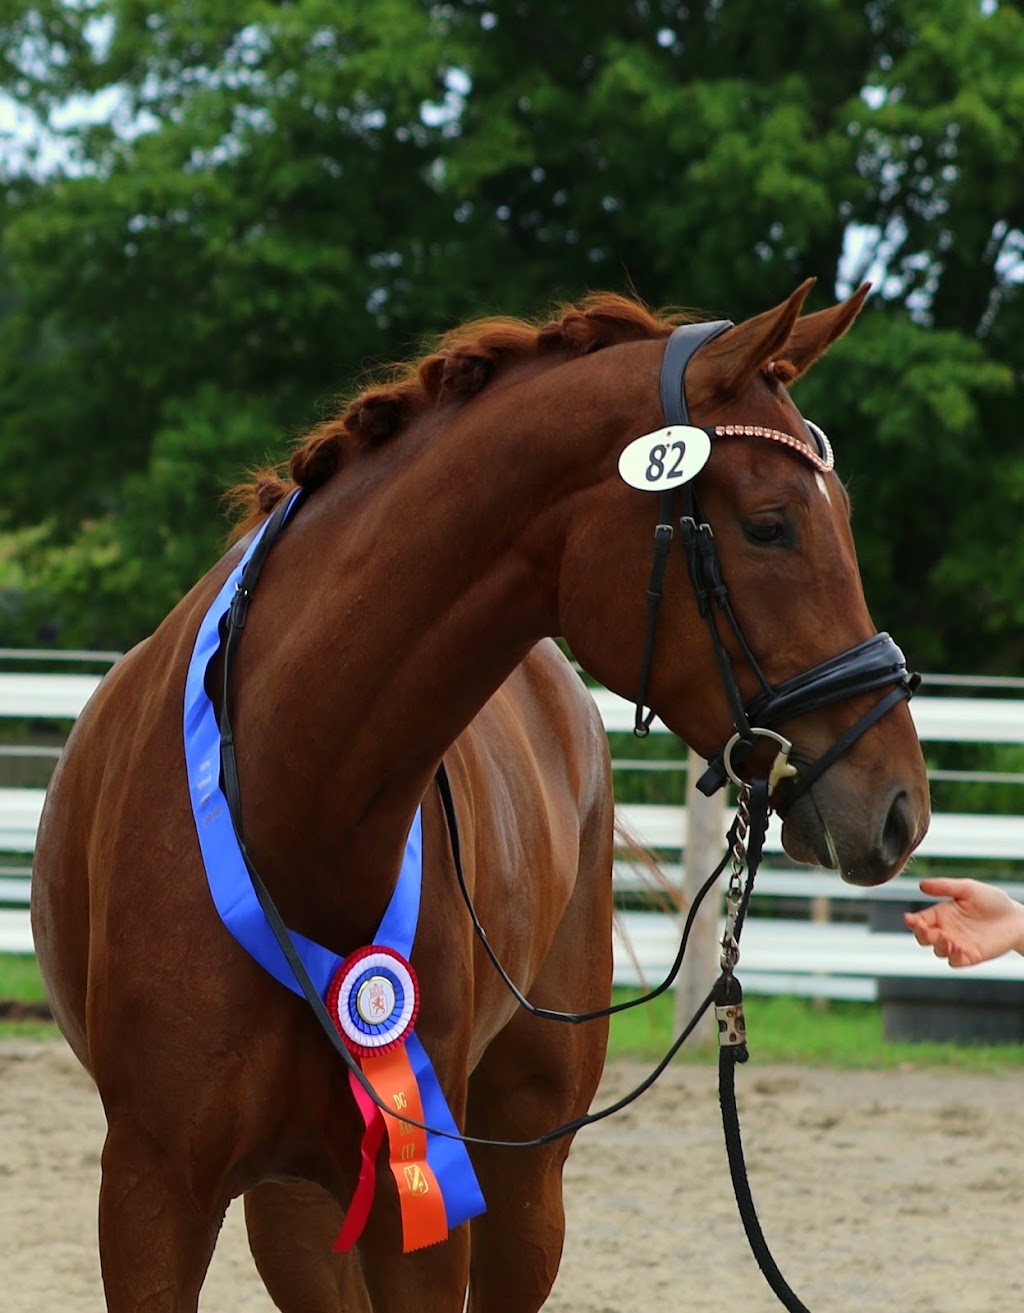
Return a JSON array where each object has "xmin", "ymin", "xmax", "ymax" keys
[{"xmin": 778, "ymin": 790, "xmax": 912, "ymax": 888}]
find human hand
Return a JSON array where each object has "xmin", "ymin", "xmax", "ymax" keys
[{"xmin": 904, "ymin": 878, "xmax": 1024, "ymax": 967}]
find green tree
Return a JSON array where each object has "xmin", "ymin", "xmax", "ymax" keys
[
  {"xmin": 10, "ymin": 384, "xmax": 279, "ymax": 648},
  {"xmin": 0, "ymin": 0, "xmax": 1021, "ymax": 671}
]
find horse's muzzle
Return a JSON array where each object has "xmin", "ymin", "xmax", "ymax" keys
[{"xmin": 780, "ymin": 782, "xmax": 926, "ymax": 886}]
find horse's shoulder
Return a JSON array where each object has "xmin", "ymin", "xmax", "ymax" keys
[
  {"xmin": 456, "ymin": 641, "xmax": 608, "ymax": 800},
  {"xmin": 512, "ymin": 639, "xmax": 606, "ymax": 737}
]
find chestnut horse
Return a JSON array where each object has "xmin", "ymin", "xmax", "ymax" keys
[{"xmin": 32, "ymin": 280, "xmax": 929, "ymax": 1312}]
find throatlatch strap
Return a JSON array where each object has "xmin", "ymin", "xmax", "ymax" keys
[
  {"xmin": 677, "ymin": 486, "xmax": 761, "ymax": 741},
  {"xmin": 634, "ymin": 488, "xmax": 677, "ymax": 736}
]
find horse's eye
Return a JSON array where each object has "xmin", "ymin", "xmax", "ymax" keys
[{"xmin": 742, "ymin": 517, "xmax": 789, "ymax": 546}]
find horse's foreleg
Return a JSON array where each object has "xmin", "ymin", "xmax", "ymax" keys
[
  {"xmin": 351, "ymin": 1087, "xmax": 472, "ymax": 1310},
  {"xmin": 97, "ymin": 1114, "xmax": 226, "ymax": 1312},
  {"xmin": 358, "ymin": 1224, "xmax": 471, "ymax": 1313},
  {"xmin": 464, "ymin": 1010, "xmax": 608, "ymax": 1313},
  {"xmin": 244, "ymin": 1180, "xmax": 370, "ymax": 1312},
  {"xmin": 466, "ymin": 800, "xmax": 614, "ymax": 1313}
]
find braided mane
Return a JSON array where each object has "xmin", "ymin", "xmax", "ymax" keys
[{"xmin": 230, "ymin": 293, "xmax": 686, "ymax": 535}]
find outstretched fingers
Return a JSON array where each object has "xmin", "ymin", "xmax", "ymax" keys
[{"xmin": 904, "ymin": 877, "xmax": 1024, "ymax": 967}]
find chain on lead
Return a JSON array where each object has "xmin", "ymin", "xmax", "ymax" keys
[{"xmin": 720, "ymin": 785, "xmax": 752, "ymax": 975}]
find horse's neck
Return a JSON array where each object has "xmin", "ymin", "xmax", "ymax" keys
[
  {"xmin": 306, "ymin": 421, "xmax": 556, "ymax": 745},
  {"xmin": 231, "ymin": 344, "xmax": 655, "ymax": 915}
]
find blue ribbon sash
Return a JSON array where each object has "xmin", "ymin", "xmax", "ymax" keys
[{"xmin": 183, "ymin": 501, "xmax": 485, "ymax": 1240}]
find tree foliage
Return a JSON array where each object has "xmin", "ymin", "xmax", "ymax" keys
[{"xmin": 1, "ymin": 0, "xmax": 1022, "ymax": 670}]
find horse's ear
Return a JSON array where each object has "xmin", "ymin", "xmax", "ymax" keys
[
  {"xmin": 781, "ymin": 282, "xmax": 871, "ymax": 381},
  {"xmin": 705, "ymin": 278, "xmax": 816, "ymax": 396}
]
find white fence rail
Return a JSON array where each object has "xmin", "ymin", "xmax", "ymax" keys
[
  {"xmin": 598, "ymin": 686, "xmax": 1024, "ymax": 998},
  {"xmin": 4, "ymin": 666, "xmax": 1024, "ymax": 1002}
]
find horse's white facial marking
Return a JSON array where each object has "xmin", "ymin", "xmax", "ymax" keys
[
  {"xmin": 823, "ymin": 820, "xmax": 841, "ymax": 873},
  {"xmin": 815, "ymin": 472, "xmax": 832, "ymax": 504}
]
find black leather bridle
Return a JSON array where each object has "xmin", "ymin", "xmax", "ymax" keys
[{"xmin": 633, "ymin": 320, "xmax": 919, "ymax": 804}]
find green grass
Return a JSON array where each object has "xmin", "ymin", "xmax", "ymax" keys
[
  {"xmin": 0, "ymin": 954, "xmax": 56, "ymax": 1038},
  {"xmin": 4, "ymin": 957, "xmax": 1024, "ymax": 1071},
  {"xmin": 606, "ymin": 988, "xmax": 1024, "ymax": 1073},
  {"xmin": 0, "ymin": 952, "xmax": 47, "ymax": 1002},
  {"xmin": 0, "ymin": 1017, "xmax": 58, "ymax": 1038}
]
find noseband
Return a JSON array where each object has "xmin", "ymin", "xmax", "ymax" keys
[{"xmin": 633, "ymin": 320, "xmax": 919, "ymax": 803}]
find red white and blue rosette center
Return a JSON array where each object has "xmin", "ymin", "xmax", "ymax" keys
[{"xmin": 326, "ymin": 946, "xmax": 419, "ymax": 1059}]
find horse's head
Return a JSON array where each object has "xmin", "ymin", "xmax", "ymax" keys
[{"xmin": 558, "ymin": 280, "xmax": 930, "ymax": 885}]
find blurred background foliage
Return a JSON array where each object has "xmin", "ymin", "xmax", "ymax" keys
[{"xmin": 1, "ymin": 0, "xmax": 1023, "ymax": 670}]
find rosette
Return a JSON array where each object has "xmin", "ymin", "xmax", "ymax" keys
[{"xmin": 326, "ymin": 946, "xmax": 420, "ymax": 1058}]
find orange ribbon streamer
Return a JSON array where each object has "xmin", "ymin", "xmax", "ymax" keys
[
  {"xmin": 367, "ymin": 1045, "xmax": 449, "ymax": 1252},
  {"xmin": 344, "ymin": 1045, "xmax": 449, "ymax": 1253}
]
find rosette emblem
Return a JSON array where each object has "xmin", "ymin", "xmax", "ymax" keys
[{"xmin": 326, "ymin": 946, "xmax": 420, "ymax": 1059}]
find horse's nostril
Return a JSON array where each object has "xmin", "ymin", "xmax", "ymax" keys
[{"xmin": 881, "ymin": 791, "xmax": 912, "ymax": 866}]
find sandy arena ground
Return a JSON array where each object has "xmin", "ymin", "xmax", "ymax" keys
[{"xmin": 2, "ymin": 1037, "xmax": 1022, "ymax": 1311}]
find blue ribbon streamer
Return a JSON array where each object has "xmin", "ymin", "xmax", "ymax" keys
[{"xmin": 183, "ymin": 500, "xmax": 485, "ymax": 1232}]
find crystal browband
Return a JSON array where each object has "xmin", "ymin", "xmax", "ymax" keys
[{"xmin": 709, "ymin": 422, "xmax": 834, "ymax": 474}]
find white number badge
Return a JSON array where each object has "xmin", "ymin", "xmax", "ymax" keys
[{"xmin": 617, "ymin": 425, "xmax": 712, "ymax": 492}]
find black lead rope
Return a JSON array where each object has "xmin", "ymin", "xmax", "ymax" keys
[
  {"xmin": 713, "ymin": 780, "xmax": 816, "ymax": 1312},
  {"xmin": 718, "ymin": 1011, "xmax": 812, "ymax": 1313},
  {"xmin": 714, "ymin": 966, "xmax": 813, "ymax": 1313},
  {"xmin": 449, "ymin": 733, "xmax": 820, "ymax": 1310},
  {"xmin": 437, "ymin": 758, "xmax": 739, "ymax": 1023}
]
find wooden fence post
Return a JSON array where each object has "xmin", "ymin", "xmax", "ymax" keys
[{"xmin": 674, "ymin": 749, "xmax": 727, "ymax": 1048}]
